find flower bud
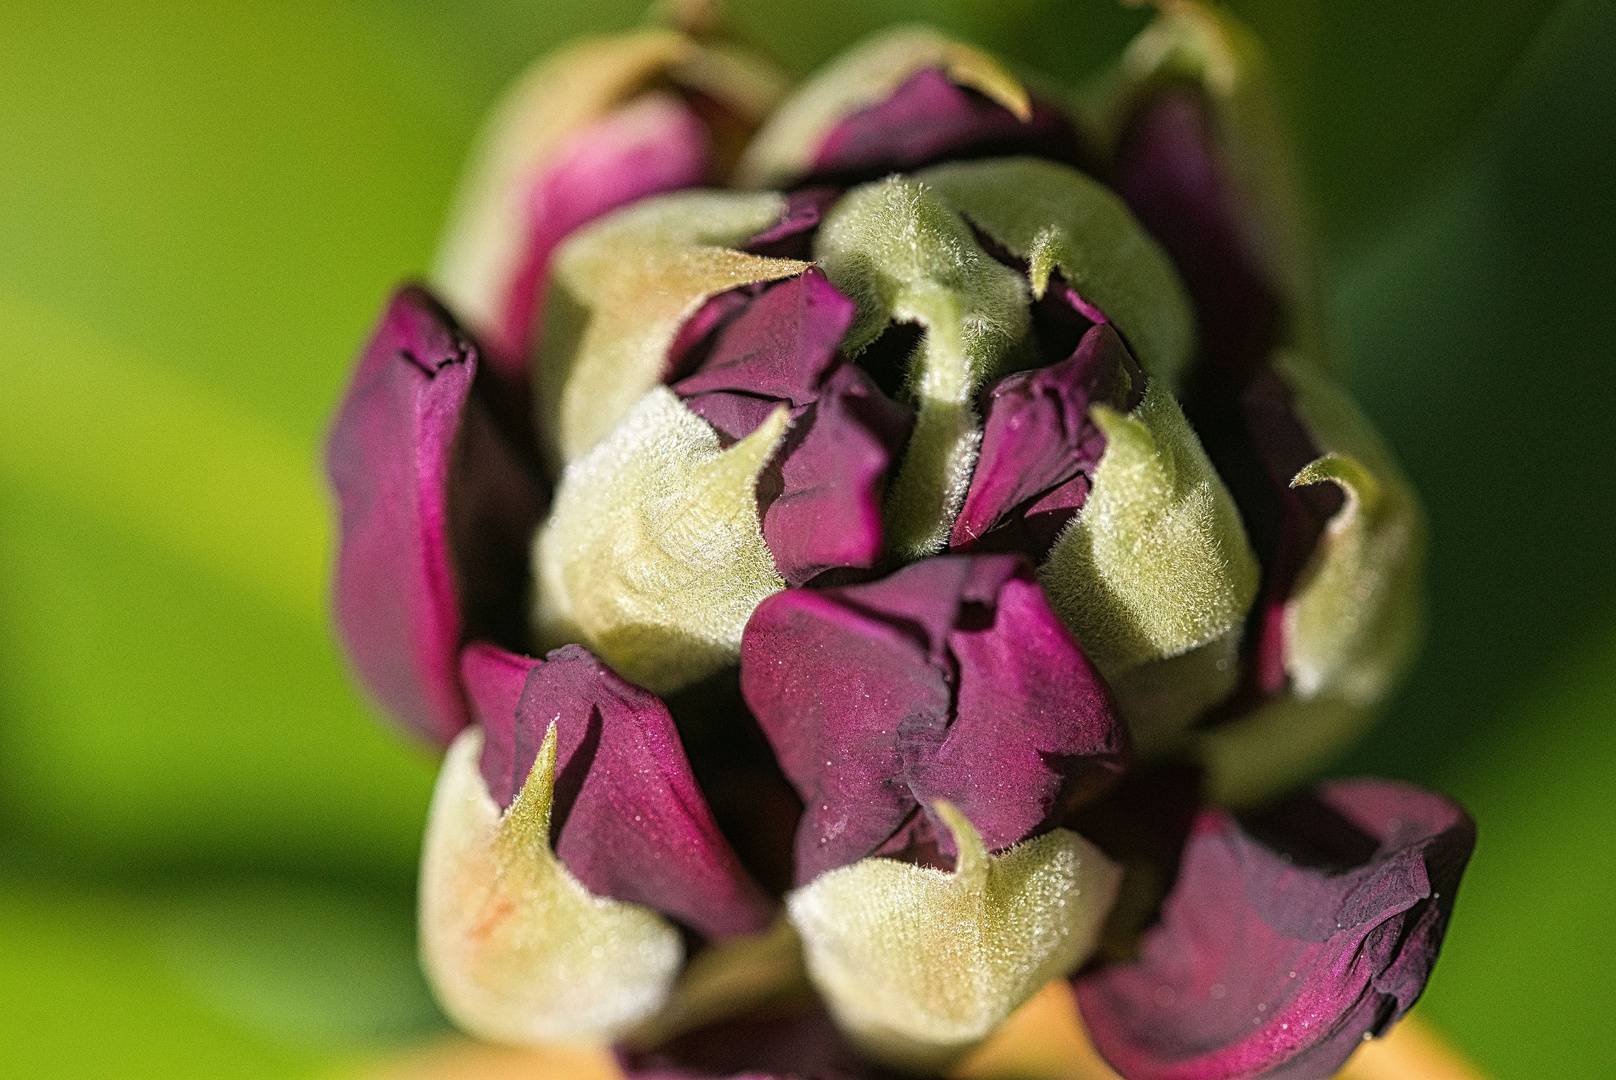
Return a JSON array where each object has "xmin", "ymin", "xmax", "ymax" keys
[
  {"xmin": 325, "ymin": 6, "xmax": 1472, "ymax": 1076},
  {"xmin": 419, "ymin": 722, "xmax": 683, "ymax": 1045},
  {"xmin": 1040, "ymin": 380, "xmax": 1260, "ymax": 683},
  {"xmin": 917, "ymin": 156, "xmax": 1195, "ymax": 386},
  {"xmin": 816, "ymin": 176, "xmax": 1030, "ymax": 557},
  {"xmin": 537, "ymin": 190, "xmax": 808, "ymax": 465},
  {"xmin": 736, "ymin": 26, "xmax": 1037, "ymax": 190},
  {"xmin": 435, "ymin": 21, "xmax": 789, "ymax": 375},
  {"xmin": 741, "ymin": 554, "xmax": 1127, "ymax": 882}
]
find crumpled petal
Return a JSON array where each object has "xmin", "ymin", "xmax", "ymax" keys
[
  {"xmin": 537, "ymin": 190, "xmax": 809, "ymax": 464},
  {"xmin": 533, "ymin": 387, "xmax": 789, "ymax": 695},
  {"xmin": 816, "ymin": 177, "xmax": 1030, "ymax": 558},
  {"xmin": 673, "ymin": 267, "xmax": 856, "ymax": 406},
  {"xmin": 740, "ymin": 554, "xmax": 1126, "ymax": 883},
  {"xmin": 1075, "ymin": 779, "xmax": 1475, "ymax": 1080},
  {"xmin": 919, "ymin": 156, "xmax": 1197, "ymax": 387},
  {"xmin": 674, "ymin": 270, "xmax": 914, "ymax": 585},
  {"xmin": 326, "ymin": 286, "xmax": 544, "ymax": 745},
  {"xmin": 1039, "ymin": 380, "xmax": 1259, "ymax": 678},
  {"xmin": 419, "ymin": 722, "xmax": 684, "ymax": 1045},
  {"xmin": 736, "ymin": 25, "xmax": 1032, "ymax": 190},
  {"xmin": 460, "ymin": 641, "xmax": 776, "ymax": 941},
  {"xmin": 788, "ymin": 801, "xmax": 1120, "ymax": 1072},
  {"xmin": 950, "ymin": 323, "xmax": 1142, "ymax": 556},
  {"xmin": 807, "ymin": 67, "xmax": 1086, "ymax": 186}
]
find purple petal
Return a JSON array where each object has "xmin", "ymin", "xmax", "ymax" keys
[
  {"xmin": 675, "ymin": 271, "xmax": 913, "ymax": 585},
  {"xmin": 951, "ymin": 324, "xmax": 1143, "ymax": 555},
  {"xmin": 740, "ymin": 555, "xmax": 1126, "ymax": 883},
  {"xmin": 490, "ymin": 93, "xmax": 710, "ymax": 377},
  {"xmin": 327, "ymin": 287, "xmax": 544, "ymax": 745},
  {"xmin": 623, "ymin": 1004, "xmax": 876, "ymax": 1080},
  {"xmin": 809, "ymin": 68, "xmax": 1088, "ymax": 185},
  {"xmin": 1111, "ymin": 88, "xmax": 1279, "ymax": 394},
  {"xmin": 1240, "ymin": 369, "xmax": 1345, "ymax": 696},
  {"xmin": 762, "ymin": 365, "xmax": 911, "ymax": 585},
  {"xmin": 460, "ymin": 639, "xmax": 542, "ymax": 803},
  {"xmin": 1075, "ymin": 779, "xmax": 1475, "ymax": 1080},
  {"xmin": 475, "ymin": 642, "xmax": 776, "ymax": 940},
  {"xmin": 745, "ymin": 187, "xmax": 840, "ymax": 260},
  {"xmin": 673, "ymin": 270, "xmax": 856, "ymax": 407}
]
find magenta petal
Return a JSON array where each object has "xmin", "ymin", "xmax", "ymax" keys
[
  {"xmin": 810, "ymin": 67, "xmax": 1088, "ymax": 185},
  {"xmin": 622, "ymin": 1004, "xmax": 876, "ymax": 1080},
  {"xmin": 1075, "ymin": 780, "xmax": 1475, "ymax": 1080},
  {"xmin": 951, "ymin": 324, "xmax": 1142, "ymax": 554},
  {"xmin": 675, "ymin": 271, "xmax": 911, "ymax": 584},
  {"xmin": 491, "ymin": 94, "xmax": 710, "ymax": 375},
  {"xmin": 478, "ymin": 643, "xmax": 776, "ymax": 940},
  {"xmin": 460, "ymin": 640, "xmax": 542, "ymax": 803},
  {"xmin": 763, "ymin": 365, "xmax": 911, "ymax": 584},
  {"xmin": 327, "ymin": 287, "xmax": 545, "ymax": 745},
  {"xmin": 745, "ymin": 186, "xmax": 840, "ymax": 260},
  {"xmin": 741, "ymin": 555, "xmax": 1125, "ymax": 882},
  {"xmin": 673, "ymin": 270, "xmax": 856, "ymax": 407}
]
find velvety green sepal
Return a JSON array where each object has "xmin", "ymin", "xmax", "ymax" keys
[
  {"xmin": 815, "ymin": 177, "xmax": 1030, "ymax": 559},
  {"xmin": 1040, "ymin": 380, "xmax": 1259, "ymax": 676},
  {"xmin": 533, "ymin": 387, "xmax": 789, "ymax": 695},
  {"xmin": 917, "ymin": 157, "xmax": 1195, "ymax": 387},
  {"xmin": 1277, "ymin": 355, "xmax": 1426, "ymax": 705},
  {"xmin": 537, "ymin": 190, "xmax": 808, "ymax": 465},
  {"xmin": 786, "ymin": 802, "xmax": 1119, "ymax": 1073},
  {"xmin": 419, "ymin": 724, "xmax": 683, "ymax": 1045}
]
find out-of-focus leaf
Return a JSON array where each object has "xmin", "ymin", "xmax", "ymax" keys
[
  {"xmin": 0, "ymin": 292, "xmax": 326, "ymax": 621},
  {"xmin": 155, "ymin": 881, "xmax": 446, "ymax": 1051},
  {"xmin": 1225, "ymin": 0, "xmax": 1564, "ymax": 240},
  {"xmin": 1413, "ymin": 620, "xmax": 1616, "ymax": 1077},
  {"xmin": 0, "ymin": 879, "xmax": 318, "ymax": 1079},
  {"xmin": 0, "ymin": 480, "xmax": 436, "ymax": 879}
]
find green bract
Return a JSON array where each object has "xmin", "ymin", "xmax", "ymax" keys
[
  {"xmin": 1040, "ymin": 380, "xmax": 1260, "ymax": 677},
  {"xmin": 816, "ymin": 176, "xmax": 1030, "ymax": 558},
  {"xmin": 918, "ymin": 157, "xmax": 1195, "ymax": 386},
  {"xmin": 538, "ymin": 190, "xmax": 806, "ymax": 464},
  {"xmin": 419, "ymin": 724, "xmax": 683, "ymax": 1044},
  {"xmin": 786, "ymin": 802, "xmax": 1119, "ymax": 1073},
  {"xmin": 533, "ymin": 388, "xmax": 789, "ymax": 695}
]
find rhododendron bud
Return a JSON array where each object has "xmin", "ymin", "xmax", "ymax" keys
[{"xmin": 324, "ymin": 3, "xmax": 1471, "ymax": 1078}]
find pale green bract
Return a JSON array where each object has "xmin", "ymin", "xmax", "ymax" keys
[
  {"xmin": 815, "ymin": 176, "xmax": 1030, "ymax": 559},
  {"xmin": 1040, "ymin": 379, "xmax": 1259, "ymax": 677},
  {"xmin": 1279, "ymin": 354, "xmax": 1426, "ymax": 705},
  {"xmin": 419, "ymin": 724, "xmax": 683, "ymax": 1046},
  {"xmin": 918, "ymin": 156, "xmax": 1196, "ymax": 387},
  {"xmin": 787, "ymin": 802, "xmax": 1119, "ymax": 1073},
  {"xmin": 537, "ymin": 189, "xmax": 807, "ymax": 465},
  {"xmin": 532, "ymin": 387, "xmax": 789, "ymax": 696},
  {"xmin": 1198, "ymin": 354, "xmax": 1426, "ymax": 804}
]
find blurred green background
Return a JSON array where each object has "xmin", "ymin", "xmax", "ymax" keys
[{"xmin": 0, "ymin": 1, "xmax": 1610, "ymax": 1076}]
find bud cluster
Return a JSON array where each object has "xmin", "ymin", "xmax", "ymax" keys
[{"xmin": 326, "ymin": 4, "xmax": 1470, "ymax": 1078}]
